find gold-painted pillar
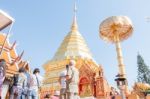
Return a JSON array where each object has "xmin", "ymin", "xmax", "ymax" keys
[
  {"xmin": 115, "ymin": 35, "xmax": 126, "ymax": 78},
  {"xmin": 115, "ymin": 34, "xmax": 129, "ymax": 95}
]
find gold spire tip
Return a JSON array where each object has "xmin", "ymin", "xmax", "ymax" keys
[
  {"xmin": 71, "ymin": 0, "xmax": 78, "ymax": 31},
  {"xmin": 74, "ymin": 1, "xmax": 77, "ymax": 16}
]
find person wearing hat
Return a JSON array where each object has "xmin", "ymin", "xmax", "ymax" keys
[
  {"xmin": 66, "ymin": 60, "xmax": 80, "ymax": 99},
  {"xmin": 0, "ymin": 59, "xmax": 6, "ymax": 99},
  {"xmin": 9, "ymin": 67, "xmax": 27, "ymax": 99},
  {"xmin": 27, "ymin": 68, "xmax": 43, "ymax": 99}
]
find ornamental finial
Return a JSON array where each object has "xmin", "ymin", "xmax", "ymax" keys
[{"xmin": 71, "ymin": 0, "xmax": 78, "ymax": 31}]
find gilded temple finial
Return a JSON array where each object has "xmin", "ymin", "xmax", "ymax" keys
[
  {"xmin": 71, "ymin": 0, "xmax": 78, "ymax": 31},
  {"xmin": 74, "ymin": 1, "xmax": 77, "ymax": 16}
]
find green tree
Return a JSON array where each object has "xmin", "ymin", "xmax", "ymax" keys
[{"xmin": 137, "ymin": 54, "xmax": 150, "ymax": 84}]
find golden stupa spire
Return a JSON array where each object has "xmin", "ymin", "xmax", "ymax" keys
[
  {"xmin": 49, "ymin": 0, "xmax": 93, "ymax": 61},
  {"xmin": 71, "ymin": 1, "xmax": 78, "ymax": 31},
  {"xmin": 43, "ymin": 0, "xmax": 101, "ymax": 87}
]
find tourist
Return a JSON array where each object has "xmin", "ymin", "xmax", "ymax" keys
[
  {"xmin": 0, "ymin": 59, "xmax": 6, "ymax": 99},
  {"xmin": 66, "ymin": 60, "xmax": 79, "ymax": 99},
  {"xmin": 9, "ymin": 68, "xmax": 27, "ymax": 99},
  {"xmin": 50, "ymin": 90, "xmax": 60, "ymax": 99},
  {"xmin": 27, "ymin": 68, "xmax": 43, "ymax": 99},
  {"xmin": 59, "ymin": 65, "xmax": 67, "ymax": 99},
  {"xmin": 22, "ymin": 63, "xmax": 31, "ymax": 98}
]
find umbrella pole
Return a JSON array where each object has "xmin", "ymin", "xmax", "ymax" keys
[
  {"xmin": 115, "ymin": 34, "xmax": 126, "ymax": 77},
  {"xmin": 115, "ymin": 34, "xmax": 127, "ymax": 99}
]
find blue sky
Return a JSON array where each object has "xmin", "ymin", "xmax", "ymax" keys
[{"xmin": 1, "ymin": 0, "xmax": 150, "ymax": 88}]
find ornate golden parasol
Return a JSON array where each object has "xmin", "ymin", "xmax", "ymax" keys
[
  {"xmin": 99, "ymin": 16, "xmax": 133, "ymax": 78},
  {"xmin": 99, "ymin": 16, "xmax": 133, "ymax": 98}
]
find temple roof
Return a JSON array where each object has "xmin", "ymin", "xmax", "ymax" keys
[
  {"xmin": 0, "ymin": 33, "xmax": 29, "ymax": 77},
  {"xmin": 10, "ymin": 48, "xmax": 18, "ymax": 59},
  {"xmin": 0, "ymin": 33, "xmax": 10, "ymax": 48},
  {"xmin": 0, "ymin": 33, "xmax": 18, "ymax": 62}
]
